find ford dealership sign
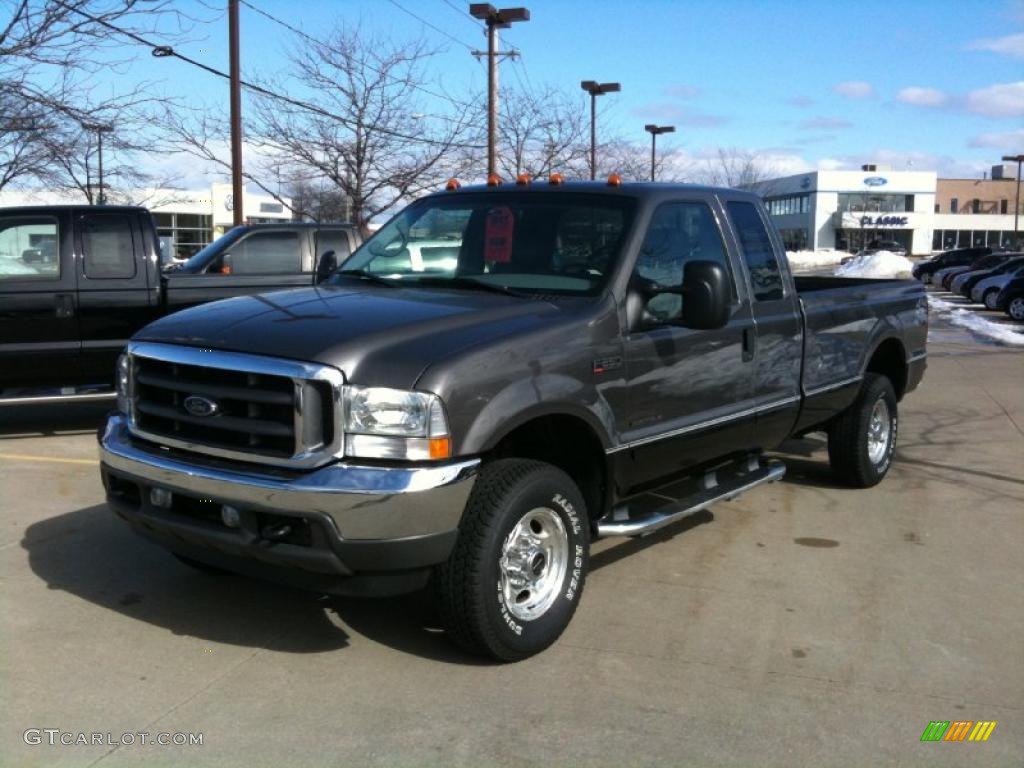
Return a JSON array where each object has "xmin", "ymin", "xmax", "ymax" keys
[{"xmin": 863, "ymin": 176, "xmax": 888, "ymax": 187}]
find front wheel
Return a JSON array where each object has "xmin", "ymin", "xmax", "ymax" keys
[
  {"xmin": 983, "ymin": 288, "xmax": 1000, "ymax": 310},
  {"xmin": 827, "ymin": 373, "xmax": 898, "ymax": 488},
  {"xmin": 1008, "ymin": 296, "xmax": 1024, "ymax": 321},
  {"xmin": 434, "ymin": 459, "xmax": 589, "ymax": 662}
]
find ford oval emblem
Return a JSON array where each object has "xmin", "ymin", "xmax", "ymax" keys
[
  {"xmin": 864, "ymin": 176, "xmax": 888, "ymax": 187},
  {"xmin": 183, "ymin": 395, "xmax": 219, "ymax": 417}
]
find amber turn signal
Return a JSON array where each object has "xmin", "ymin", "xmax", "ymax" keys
[{"xmin": 428, "ymin": 436, "xmax": 452, "ymax": 460}]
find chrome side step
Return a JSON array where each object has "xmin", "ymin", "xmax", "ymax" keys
[
  {"xmin": 0, "ymin": 391, "xmax": 116, "ymax": 406},
  {"xmin": 597, "ymin": 459, "xmax": 786, "ymax": 538}
]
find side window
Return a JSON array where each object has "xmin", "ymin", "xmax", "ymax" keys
[
  {"xmin": 727, "ymin": 201, "xmax": 784, "ymax": 301},
  {"xmin": 0, "ymin": 217, "xmax": 60, "ymax": 281},
  {"xmin": 634, "ymin": 201, "xmax": 732, "ymax": 322},
  {"xmin": 316, "ymin": 231, "xmax": 351, "ymax": 263},
  {"xmin": 82, "ymin": 214, "xmax": 136, "ymax": 279},
  {"xmin": 228, "ymin": 231, "xmax": 301, "ymax": 274}
]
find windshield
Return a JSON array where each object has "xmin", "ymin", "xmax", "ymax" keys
[
  {"xmin": 334, "ymin": 192, "xmax": 637, "ymax": 296},
  {"xmin": 177, "ymin": 227, "xmax": 247, "ymax": 273}
]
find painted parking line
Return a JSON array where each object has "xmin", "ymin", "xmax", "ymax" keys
[{"xmin": 0, "ymin": 453, "xmax": 97, "ymax": 465}]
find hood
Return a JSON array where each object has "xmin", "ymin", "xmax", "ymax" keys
[{"xmin": 137, "ymin": 283, "xmax": 565, "ymax": 388}]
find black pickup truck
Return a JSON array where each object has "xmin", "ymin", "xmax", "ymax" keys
[
  {"xmin": 98, "ymin": 181, "xmax": 928, "ymax": 660},
  {"xmin": 0, "ymin": 206, "xmax": 359, "ymax": 404}
]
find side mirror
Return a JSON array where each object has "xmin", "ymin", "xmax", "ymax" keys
[
  {"xmin": 315, "ymin": 250, "xmax": 337, "ymax": 284},
  {"xmin": 681, "ymin": 260, "xmax": 730, "ymax": 330},
  {"xmin": 218, "ymin": 252, "xmax": 233, "ymax": 275}
]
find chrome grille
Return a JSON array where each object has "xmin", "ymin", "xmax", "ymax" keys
[{"xmin": 126, "ymin": 342, "xmax": 344, "ymax": 468}]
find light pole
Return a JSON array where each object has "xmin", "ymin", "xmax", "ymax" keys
[
  {"xmin": 470, "ymin": 4, "xmax": 530, "ymax": 178},
  {"xmin": 1002, "ymin": 154, "xmax": 1024, "ymax": 248},
  {"xmin": 229, "ymin": 0, "xmax": 244, "ymax": 225},
  {"xmin": 82, "ymin": 123, "xmax": 113, "ymax": 205},
  {"xmin": 580, "ymin": 80, "xmax": 620, "ymax": 180},
  {"xmin": 644, "ymin": 124, "xmax": 674, "ymax": 182}
]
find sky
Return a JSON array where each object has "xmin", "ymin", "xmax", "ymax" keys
[{"xmin": 92, "ymin": 0, "xmax": 1024, "ymax": 186}]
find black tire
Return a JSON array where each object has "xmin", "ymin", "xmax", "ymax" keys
[
  {"xmin": 982, "ymin": 288, "xmax": 1000, "ymax": 310},
  {"xmin": 434, "ymin": 459, "xmax": 589, "ymax": 662},
  {"xmin": 827, "ymin": 373, "xmax": 898, "ymax": 488}
]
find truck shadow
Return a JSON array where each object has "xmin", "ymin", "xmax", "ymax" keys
[
  {"xmin": 0, "ymin": 402, "xmax": 110, "ymax": 439},
  {"xmin": 21, "ymin": 504, "xmax": 488, "ymax": 665}
]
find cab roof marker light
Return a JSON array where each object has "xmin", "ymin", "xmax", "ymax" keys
[
  {"xmin": 548, "ymin": 172, "xmax": 564, "ymax": 185},
  {"xmin": 607, "ymin": 173, "xmax": 623, "ymax": 187},
  {"xmin": 515, "ymin": 173, "xmax": 531, "ymax": 186},
  {"xmin": 445, "ymin": 178, "xmax": 461, "ymax": 191},
  {"xmin": 487, "ymin": 173, "xmax": 502, "ymax": 187}
]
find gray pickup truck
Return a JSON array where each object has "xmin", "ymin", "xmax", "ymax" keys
[{"xmin": 99, "ymin": 180, "xmax": 927, "ymax": 661}]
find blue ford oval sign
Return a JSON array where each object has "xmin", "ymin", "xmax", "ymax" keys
[
  {"xmin": 183, "ymin": 395, "xmax": 219, "ymax": 417},
  {"xmin": 864, "ymin": 176, "xmax": 888, "ymax": 187}
]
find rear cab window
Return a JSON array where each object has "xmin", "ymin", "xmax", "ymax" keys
[
  {"xmin": 726, "ymin": 200, "xmax": 785, "ymax": 301},
  {"xmin": 0, "ymin": 216, "xmax": 60, "ymax": 281}
]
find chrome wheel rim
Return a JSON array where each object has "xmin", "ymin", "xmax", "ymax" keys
[
  {"xmin": 499, "ymin": 507, "xmax": 568, "ymax": 622},
  {"xmin": 867, "ymin": 398, "xmax": 892, "ymax": 465},
  {"xmin": 1010, "ymin": 298, "xmax": 1024, "ymax": 320},
  {"xmin": 984, "ymin": 291, "xmax": 998, "ymax": 310}
]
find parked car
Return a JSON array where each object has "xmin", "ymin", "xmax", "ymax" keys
[
  {"xmin": 856, "ymin": 239, "xmax": 907, "ymax": 257},
  {"xmin": 971, "ymin": 260, "xmax": 1024, "ymax": 309},
  {"xmin": 912, "ymin": 246, "xmax": 990, "ymax": 284},
  {"xmin": 955, "ymin": 254, "xmax": 1024, "ymax": 300},
  {"xmin": 995, "ymin": 274, "xmax": 1024, "ymax": 320},
  {"xmin": 936, "ymin": 253, "xmax": 1008, "ymax": 291},
  {"xmin": 99, "ymin": 180, "xmax": 927, "ymax": 661},
  {"xmin": 0, "ymin": 207, "xmax": 361, "ymax": 404}
]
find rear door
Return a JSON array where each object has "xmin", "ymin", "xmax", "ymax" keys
[
  {"xmin": 76, "ymin": 211, "xmax": 153, "ymax": 386},
  {"xmin": 164, "ymin": 229, "xmax": 312, "ymax": 312},
  {"xmin": 723, "ymin": 199, "xmax": 802, "ymax": 450},
  {"xmin": 615, "ymin": 196, "xmax": 757, "ymax": 490},
  {"xmin": 0, "ymin": 211, "xmax": 81, "ymax": 391}
]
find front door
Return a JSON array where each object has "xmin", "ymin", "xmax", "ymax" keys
[{"xmin": 615, "ymin": 198, "xmax": 757, "ymax": 492}]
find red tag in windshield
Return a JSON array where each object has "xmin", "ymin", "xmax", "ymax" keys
[{"xmin": 484, "ymin": 206, "xmax": 514, "ymax": 264}]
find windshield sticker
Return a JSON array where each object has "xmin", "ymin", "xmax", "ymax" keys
[{"xmin": 485, "ymin": 206, "xmax": 514, "ymax": 264}]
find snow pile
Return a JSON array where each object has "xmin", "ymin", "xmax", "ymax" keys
[
  {"xmin": 833, "ymin": 250, "xmax": 914, "ymax": 279},
  {"xmin": 785, "ymin": 250, "xmax": 853, "ymax": 272},
  {"xmin": 0, "ymin": 255, "xmax": 42, "ymax": 277},
  {"xmin": 928, "ymin": 295, "xmax": 1024, "ymax": 346}
]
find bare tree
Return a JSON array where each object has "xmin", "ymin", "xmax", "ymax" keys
[
  {"xmin": 698, "ymin": 147, "xmax": 780, "ymax": 189},
  {"xmin": 493, "ymin": 85, "xmax": 588, "ymax": 180}
]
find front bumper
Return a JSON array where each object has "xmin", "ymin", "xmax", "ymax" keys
[{"xmin": 99, "ymin": 414, "xmax": 479, "ymax": 595}]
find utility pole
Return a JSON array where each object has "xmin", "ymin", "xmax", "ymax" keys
[
  {"xmin": 644, "ymin": 124, "xmax": 675, "ymax": 182},
  {"xmin": 82, "ymin": 123, "xmax": 113, "ymax": 205},
  {"xmin": 1003, "ymin": 154, "xmax": 1024, "ymax": 247},
  {"xmin": 229, "ymin": 0, "xmax": 243, "ymax": 226},
  {"xmin": 581, "ymin": 81, "xmax": 620, "ymax": 180},
  {"xmin": 470, "ymin": 4, "xmax": 530, "ymax": 178}
]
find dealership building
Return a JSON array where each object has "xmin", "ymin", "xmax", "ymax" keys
[{"xmin": 750, "ymin": 163, "xmax": 1022, "ymax": 255}]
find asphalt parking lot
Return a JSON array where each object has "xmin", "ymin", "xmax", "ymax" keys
[{"xmin": 2, "ymin": 334, "xmax": 1022, "ymax": 767}]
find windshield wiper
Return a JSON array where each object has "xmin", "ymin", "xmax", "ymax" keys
[
  {"xmin": 409, "ymin": 275, "xmax": 524, "ymax": 297},
  {"xmin": 334, "ymin": 269, "xmax": 398, "ymax": 287}
]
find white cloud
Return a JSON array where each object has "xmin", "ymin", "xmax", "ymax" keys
[
  {"xmin": 969, "ymin": 32, "xmax": 1024, "ymax": 58},
  {"xmin": 833, "ymin": 81, "xmax": 874, "ymax": 99},
  {"xmin": 965, "ymin": 81, "xmax": 1024, "ymax": 117},
  {"xmin": 896, "ymin": 87, "xmax": 949, "ymax": 107},
  {"xmin": 969, "ymin": 128, "xmax": 1024, "ymax": 149},
  {"xmin": 798, "ymin": 116, "xmax": 852, "ymax": 130}
]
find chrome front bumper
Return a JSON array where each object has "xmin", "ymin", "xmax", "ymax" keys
[
  {"xmin": 99, "ymin": 414, "xmax": 479, "ymax": 541},
  {"xmin": 99, "ymin": 414, "xmax": 480, "ymax": 594}
]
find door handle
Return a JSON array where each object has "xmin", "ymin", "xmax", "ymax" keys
[
  {"xmin": 742, "ymin": 328, "xmax": 756, "ymax": 362},
  {"xmin": 54, "ymin": 294, "xmax": 75, "ymax": 319}
]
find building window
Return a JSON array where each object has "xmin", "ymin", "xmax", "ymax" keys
[
  {"xmin": 153, "ymin": 211, "xmax": 214, "ymax": 260},
  {"xmin": 934, "ymin": 203, "xmax": 940, "ymax": 213},
  {"xmin": 971, "ymin": 199, "xmax": 980, "ymax": 213},
  {"xmin": 837, "ymin": 193, "xmax": 911, "ymax": 213},
  {"xmin": 1001, "ymin": 199, "xmax": 1009, "ymax": 214},
  {"xmin": 765, "ymin": 194, "xmax": 809, "ymax": 217},
  {"xmin": 950, "ymin": 198, "xmax": 958, "ymax": 213}
]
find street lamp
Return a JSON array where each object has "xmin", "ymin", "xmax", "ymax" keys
[
  {"xmin": 1002, "ymin": 154, "xmax": 1024, "ymax": 248},
  {"xmin": 644, "ymin": 124, "xmax": 675, "ymax": 182},
  {"xmin": 470, "ymin": 4, "xmax": 530, "ymax": 178},
  {"xmin": 82, "ymin": 123, "xmax": 113, "ymax": 205},
  {"xmin": 580, "ymin": 80, "xmax": 620, "ymax": 180}
]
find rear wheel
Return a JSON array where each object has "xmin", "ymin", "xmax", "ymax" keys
[
  {"xmin": 434, "ymin": 459, "xmax": 589, "ymax": 662},
  {"xmin": 827, "ymin": 373, "xmax": 898, "ymax": 488}
]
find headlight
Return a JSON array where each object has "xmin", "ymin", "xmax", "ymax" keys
[
  {"xmin": 115, "ymin": 352, "xmax": 131, "ymax": 414},
  {"xmin": 343, "ymin": 386, "xmax": 451, "ymax": 460}
]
